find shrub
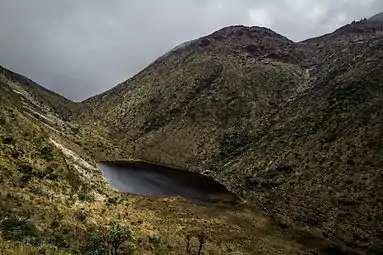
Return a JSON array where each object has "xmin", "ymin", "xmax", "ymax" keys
[
  {"xmin": 74, "ymin": 210, "xmax": 88, "ymax": 222},
  {"xmin": 0, "ymin": 214, "xmax": 38, "ymax": 241},
  {"xmin": 2, "ymin": 136, "xmax": 14, "ymax": 145},
  {"xmin": 78, "ymin": 185, "xmax": 95, "ymax": 202},
  {"xmin": 0, "ymin": 116, "xmax": 6, "ymax": 125},
  {"xmin": 148, "ymin": 236, "xmax": 160, "ymax": 244},
  {"xmin": 107, "ymin": 223, "xmax": 133, "ymax": 254},
  {"xmin": 28, "ymin": 186, "xmax": 44, "ymax": 195},
  {"xmin": 50, "ymin": 220, "xmax": 60, "ymax": 229},
  {"xmin": 148, "ymin": 235, "xmax": 170, "ymax": 254},
  {"xmin": 72, "ymin": 126, "xmax": 80, "ymax": 134},
  {"xmin": 185, "ymin": 232, "xmax": 207, "ymax": 255},
  {"xmin": 107, "ymin": 196, "xmax": 120, "ymax": 206},
  {"xmin": 20, "ymin": 173, "xmax": 33, "ymax": 185},
  {"xmin": 39, "ymin": 146, "xmax": 53, "ymax": 159},
  {"xmin": 80, "ymin": 228, "xmax": 108, "ymax": 255},
  {"xmin": 80, "ymin": 223, "xmax": 133, "ymax": 255},
  {"xmin": 17, "ymin": 164, "xmax": 33, "ymax": 174},
  {"xmin": 11, "ymin": 151, "xmax": 20, "ymax": 159},
  {"xmin": 36, "ymin": 165, "xmax": 59, "ymax": 181},
  {"xmin": 52, "ymin": 234, "xmax": 69, "ymax": 248}
]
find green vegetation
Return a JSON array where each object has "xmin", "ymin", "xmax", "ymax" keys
[
  {"xmin": 79, "ymin": 22, "xmax": 383, "ymax": 253},
  {"xmin": 80, "ymin": 223, "xmax": 133, "ymax": 255},
  {"xmin": 185, "ymin": 232, "xmax": 207, "ymax": 255},
  {"xmin": 1, "ymin": 17, "xmax": 383, "ymax": 254},
  {"xmin": 0, "ymin": 94, "xmax": 310, "ymax": 254},
  {"xmin": 0, "ymin": 214, "xmax": 38, "ymax": 242}
]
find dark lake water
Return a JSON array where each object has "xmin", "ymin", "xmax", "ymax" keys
[{"xmin": 98, "ymin": 161, "xmax": 237, "ymax": 203}]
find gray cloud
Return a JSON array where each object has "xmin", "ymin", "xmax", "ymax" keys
[{"xmin": 0, "ymin": 0, "xmax": 381, "ymax": 101}]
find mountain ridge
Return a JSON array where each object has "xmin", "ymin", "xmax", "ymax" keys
[
  {"xmin": 368, "ymin": 12, "xmax": 383, "ymax": 22},
  {"xmin": 0, "ymin": 65, "xmax": 78, "ymax": 120}
]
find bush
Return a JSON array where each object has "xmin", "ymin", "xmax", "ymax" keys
[
  {"xmin": 11, "ymin": 151, "xmax": 20, "ymax": 159},
  {"xmin": 80, "ymin": 228, "xmax": 108, "ymax": 255},
  {"xmin": 78, "ymin": 185, "xmax": 95, "ymax": 202},
  {"xmin": 50, "ymin": 220, "xmax": 60, "ymax": 229},
  {"xmin": 148, "ymin": 235, "xmax": 161, "ymax": 245},
  {"xmin": 0, "ymin": 116, "xmax": 6, "ymax": 125},
  {"xmin": 0, "ymin": 214, "xmax": 38, "ymax": 241},
  {"xmin": 20, "ymin": 173, "xmax": 34, "ymax": 185},
  {"xmin": 37, "ymin": 165, "xmax": 59, "ymax": 181},
  {"xmin": 52, "ymin": 234, "xmax": 69, "ymax": 248},
  {"xmin": 147, "ymin": 235, "xmax": 170, "ymax": 254},
  {"xmin": 17, "ymin": 164, "xmax": 33, "ymax": 174},
  {"xmin": 220, "ymin": 132, "xmax": 252, "ymax": 156},
  {"xmin": 2, "ymin": 136, "xmax": 14, "ymax": 145},
  {"xmin": 106, "ymin": 223, "xmax": 133, "ymax": 255},
  {"xmin": 80, "ymin": 223, "xmax": 133, "ymax": 255},
  {"xmin": 107, "ymin": 196, "xmax": 120, "ymax": 206},
  {"xmin": 39, "ymin": 146, "xmax": 53, "ymax": 159},
  {"xmin": 28, "ymin": 186, "xmax": 44, "ymax": 195},
  {"xmin": 74, "ymin": 210, "xmax": 88, "ymax": 222},
  {"xmin": 185, "ymin": 232, "xmax": 207, "ymax": 255}
]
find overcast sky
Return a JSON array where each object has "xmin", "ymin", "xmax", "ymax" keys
[{"xmin": 0, "ymin": 0, "xmax": 382, "ymax": 101}]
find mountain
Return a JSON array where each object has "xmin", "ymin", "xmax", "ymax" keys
[
  {"xmin": 1, "ymin": 13, "xmax": 383, "ymax": 254},
  {"xmin": 0, "ymin": 65, "xmax": 324, "ymax": 254},
  {"xmin": 81, "ymin": 19, "xmax": 383, "ymax": 253},
  {"xmin": 0, "ymin": 65, "xmax": 78, "ymax": 120},
  {"xmin": 368, "ymin": 12, "xmax": 383, "ymax": 22}
]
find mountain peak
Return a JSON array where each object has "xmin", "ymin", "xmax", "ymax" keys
[{"xmin": 210, "ymin": 25, "xmax": 292, "ymax": 43}]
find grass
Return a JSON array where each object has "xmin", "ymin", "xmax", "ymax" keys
[
  {"xmin": 1, "ymin": 22, "xmax": 383, "ymax": 254},
  {"xmin": 0, "ymin": 86, "xmax": 317, "ymax": 254}
]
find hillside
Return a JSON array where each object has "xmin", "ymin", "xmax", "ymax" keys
[
  {"xmin": 81, "ymin": 18, "xmax": 383, "ymax": 253},
  {"xmin": 1, "ymin": 12, "xmax": 383, "ymax": 254},
  {"xmin": 368, "ymin": 12, "xmax": 383, "ymax": 22},
  {"xmin": 0, "ymin": 65, "xmax": 331, "ymax": 254},
  {"xmin": 0, "ymin": 66, "xmax": 78, "ymax": 120}
]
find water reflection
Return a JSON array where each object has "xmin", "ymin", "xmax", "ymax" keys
[{"xmin": 98, "ymin": 161, "xmax": 237, "ymax": 203}]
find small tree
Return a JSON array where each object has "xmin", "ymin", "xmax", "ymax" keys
[
  {"xmin": 81, "ymin": 223, "xmax": 133, "ymax": 255},
  {"xmin": 106, "ymin": 223, "xmax": 133, "ymax": 255},
  {"xmin": 184, "ymin": 232, "xmax": 208, "ymax": 255},
  {"xmin": 80, "ymin": 229, "xmax": 108, "ymax": 255}
]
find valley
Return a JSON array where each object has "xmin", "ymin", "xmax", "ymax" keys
[{"xmin": 0, "ymin": 13, "xmax": 383, "ymax": 255}]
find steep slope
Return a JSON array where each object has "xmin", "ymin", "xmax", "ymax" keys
[
  {"xmin": 0, "ymin": 67, "xmax": 114, "ymax": 253},
  {"xmin": 368, "ymin": 12, "xmax": 383, "ymax": 22},
  {"xmin": 81, "ymin": 19, "xmax": 383, "ymax": 252},
  {"xmin": 82, "ymin": 25, "xmax": 304, "ymax": 163},
  {"xmin": 0, "ymin": 66, "xmax": 324, "ymax": 254},
  {"xmin": 0, "ymin": 65, "xmax": 78, "ymax": 120}
]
